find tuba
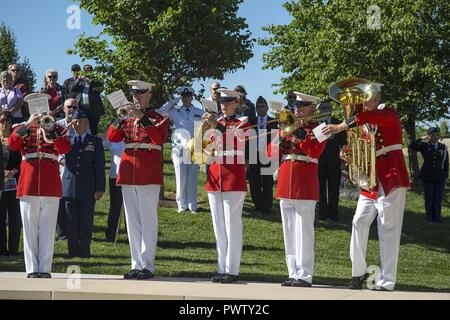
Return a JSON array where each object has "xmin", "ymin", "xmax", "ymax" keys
[{"xmin": 329, "ymin": 78, "xmax": 379, "ymax": 190}]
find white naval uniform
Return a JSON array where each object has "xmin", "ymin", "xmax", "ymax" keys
[
  {"xmin": 351, "ymin": 184, "xmax": 407, "ymax": 291},
  {"xmin": 279, "ymin": 199, "xmax": 316, "ymax": 283},
  {"xmin": 121, "ymin": 184, "xmax": 160, "ymax": 272},
  {"xmin": 207, "ymin": 191, "xmax": 246, "ymax": 275},
  {"xmin": 157, "ymin": 101, "xmax": 203, "ymax": 212}
]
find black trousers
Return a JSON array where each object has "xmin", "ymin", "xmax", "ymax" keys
[
  {"xmin": 105, "ymin": 178, "xmax": 124, "ymax": 241},
  {"xmin": 318, "ymin": 164, "xmax": 342, "ymax": 220},
  {"xmin": 0, "ymin": 190, "xmax": 21, "ymax": 254},
  {"xmin": 56, "ymin": 199, "xmax": 67, "ymax": 238},
  {"xmin": 65, "ymin": 197, "xmax": 96, "ymax": 257},
  {"xmin": 423, "ymin": 180, "xmax": 445, "ymax": 222},
  {"xmin": 248, "ymin": 164, "xmax": 274, "ymax": 211},
  {"xmin": 86, "ymin": 111, "xmax": 100, "ymax": 136}
]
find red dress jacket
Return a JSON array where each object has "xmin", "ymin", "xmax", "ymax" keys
[
  {"xmin": 206, "ymin": 115, "xmax": 251, "ymax": 192},
  {"xmin": 107, "ymin": 107, "xmax": 169, "ymax": 186},
  {"xmin": 355, "ymin": 107, "xmax": 411, "ymax": 199},
  {"xmin": 8, "ymin": 124, "xmax": 71, "ymax": 197},
  {"xmin": 270, "ymin": 126, "xmax": 326, "ymax": 200}
]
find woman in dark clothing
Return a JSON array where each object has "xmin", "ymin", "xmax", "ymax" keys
[{"xmin": 0, "ymin": 110, "xmax": 21, "ymax": 255}]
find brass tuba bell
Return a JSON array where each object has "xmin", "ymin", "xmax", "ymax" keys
[{"xmin": 329, "ymin": 77, "xmax": 380, "ymax": 190}]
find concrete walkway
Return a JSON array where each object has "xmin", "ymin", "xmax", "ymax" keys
[{"xmin": 0, "ymin": 272, "xmax": 448, "ymax": 300}]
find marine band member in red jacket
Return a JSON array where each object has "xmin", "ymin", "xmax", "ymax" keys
[
  {"xmin": 202, "ymin": 88, "xmax": 251, "ymax": 284},
  {"xmin": 323, "ymin": 83, "xmax": 410, "ymax": 291},
  {"xmin": 107, "ymin": 80, "xmax": 169, "ymax": 280},
  {"xmin": 269, "ymin": 93, "xmax": 326, "ymax": 288},
  {"xmin": 9, "ymin": 102, "xmax": 71, "ymax": 278}
]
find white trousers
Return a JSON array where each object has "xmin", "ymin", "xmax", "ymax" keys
[
  {"xmin": 122, "ymin": 185, "xmax": 160, "ymax": 272},
  {"xmin": 280, "ymin": 199, "xmax": 316, "ymax": 283},
  {"xmin": 20, "ymin": 196, "xmax": 59, "ymax": 274},
  {"xmin": 350, "ymin": 186, "xmax": 407, "ymax": 291},
  {"xmin": 172, "ymin": 150, "xmax": 199, "ymax": 212},
  {"xmin": 207, "ymin": 191, "xmax": 246, "ymax": 275}
]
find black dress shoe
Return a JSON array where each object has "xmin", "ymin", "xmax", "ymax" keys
[
  {"xmin": 349, "ymin": 273, "xmax": 369, "ymax": 289},
  {"xmin": 220, "ymin": 274, "xmax": 239, "ymax": 283},
  {"xmin": 281, "ymin": 278, "xmax": 296, "ymax": 287},
  {"xmin": 292, "ymin": 279, "xmax": 312, "ymax": 287},
  {"xmin": 211, "ymin": 273, "xmax": 224, "ymax": 283},
  {"xmin": 136, "ymin": 269, "xmax": 154, "ymax": 280},
  {"xmin": 39, "ymin": 273, "xmax": 51, "ymax": 278},
  {"xmin": 123, "ymin": 269, "xmax": 141, "ymax": 279},
  {"xmin": 27, "ymin": 273, "xmax": 40, "ymax": 278}
]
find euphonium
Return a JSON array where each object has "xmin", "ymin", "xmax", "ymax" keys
[{"xmin": 329, "ymin": 77, "xmax": 379, "ymax": 190}]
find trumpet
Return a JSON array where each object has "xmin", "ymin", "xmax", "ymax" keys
[
  {"xmin": 117, "ymin": 102, "xmax": 139, "ymax": 120},
  {"xmin": 276, "ymin": 109, "xmax": 331, "ymax": 135},
  {"xmin": 37, "ymin": 104, "xmax": 64, "ymax": 131}
]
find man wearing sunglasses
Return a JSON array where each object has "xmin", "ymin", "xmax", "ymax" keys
[
  {"xmin": 107, "ymin": 80, "xmax": 169, "ymax": 280},
  {"xmin": 9, "ymin": 64, "xmax": 31, "ymax": 121},
  {"xmin": 285, "ymin": 91, "xmax": 297, "ymax": 113}
]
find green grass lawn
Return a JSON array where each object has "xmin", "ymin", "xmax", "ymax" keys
[{"xmin": 1, "ymin": 143, "xmax": 449, "ymax": 292}]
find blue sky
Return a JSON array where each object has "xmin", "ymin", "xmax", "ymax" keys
[{"xmin": 0, "ymin": 0, "xmax": 291, "ymax": 104}]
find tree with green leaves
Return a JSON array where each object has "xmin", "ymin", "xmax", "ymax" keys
[
  {"xmin": 260, "ymin": 0, "xmax": 449, "ymax": 185},
  {"xmin": 0, "ymin": 22, "xmax": 36, "ymax": 90},
  {"xmin": 69, "ymin": 0, "xmax": 254, "ymax": 130}
]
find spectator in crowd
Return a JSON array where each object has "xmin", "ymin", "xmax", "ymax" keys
[
  {"xmin": 248, "ymin": 96, "xmax": 277, "ymax": 214},
  {"xmin": 234, "ymin": 85, "xmax": 256, "ymax": 122},
  {"xmin": 55, "ymin": 98, "xmax": 80, "ymax": 241},
  {"xmin": 285, "ymin": 91, "xmax": 297, "ymax": 112},
  {"xmin": 9, "ymin": 64, "xmax": 31, "ymax": 120},
  {"xmin": 0, "ymin": 111, "xmax": 21, "ymax": 256},
  {"xmin": 40, "ymin": 69, "xmax": 64, "ymax": 118},
  {"xmin": 0, "ymin": 71, "xmax": 24, "ymax": 124},
  {"xmin": 409, "ymin": 127, "xmax": 449, "ymax": 222},
  {"xmin": 63, "ymin": 64, "xmax": 84, "ymax": 103},
  {"xmin": 80, "ymin": 64, "xmax": 105, "ymax": 135},
  {"xmin": 62, "ymin": 110, "xmax": 105, "ymax": 258},
  {"xmin": 317, "ymin": 102, "xmax": 347, "ymax": 222}
]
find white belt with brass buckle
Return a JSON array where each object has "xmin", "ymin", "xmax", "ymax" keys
[
  {"xmin": 124, "ymin": 143, "xmax": 162, "ymax": 151},
  {"xmin": 282, "ymin": 154, "xmax": 318, "ymax": 164},
  {"xmin": 23, "ymin": 152, "xmax": 58, "ymax": 161},
  {"xmin": 214, "ymin": 150, "xmax": 244, "ymax": 157},
  {"xmin": 376, "ymin": 144, "xmax": 402, "ymax": 157}
]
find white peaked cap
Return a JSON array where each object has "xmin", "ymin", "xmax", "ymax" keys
[
  {"xmin": 293, "ymin": 92, "xmax": 321, "ymax": 105},
  {"xmin": 127, "ymin": 80, "xmax": 155, "ymax": 90},
  {"xmin": 217, "ymin": 88, "xmax": 241, "ymax": 99},
  {"xmin": 177, "ymin": 86, "xmax": 195, "ymax": 95}
]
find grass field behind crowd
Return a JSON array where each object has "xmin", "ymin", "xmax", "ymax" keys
[{"xmin": 0, "ymin": 144, "xmax": 449, "ymax": 292}]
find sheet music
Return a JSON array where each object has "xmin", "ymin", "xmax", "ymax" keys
[
  {"xmin": 28, "ymin": 97, "xmax": 50, "ymax": 115},
  {"xmin": 201, "ymin": 99, "xmax": 218, "ymax": 113},
  {"xmin": 268, "ymin": 100, "xmax": 284, "ymax": 112},
  {"xmin": 313, "ymin": 122, "xmax": 331, "ymax": 143},
  {"xmin": 107, "ymin": 90, "xmax": 129, "ymax": 110}
]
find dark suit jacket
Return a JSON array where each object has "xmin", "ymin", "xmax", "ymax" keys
[
  {"xmin": 318, "ymin": 117, "xmax": 347, "ymax": 168},
  {"xmin": 86, "ymin": 79, "xmax": 105, "ymax": 117},
  {"xmin": 248, "ymin": 115, "xmax": 278, "ymax": 166},
  {"xmin": 62, "ymin": 133, "xmax": 105, "ymax": 199}
]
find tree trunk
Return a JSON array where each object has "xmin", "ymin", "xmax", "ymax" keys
[{"xmin": 403, "ymin": 115, "xmax": 420, "ymax": 188}]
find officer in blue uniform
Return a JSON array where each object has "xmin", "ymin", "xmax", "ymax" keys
[
  {"xmin": 409, "ymin": 127, "xmax": 449, "ymax": 222},
  {"xmin": 62, "ymin": 110, "xmax": 105, "ymax": 257}
]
